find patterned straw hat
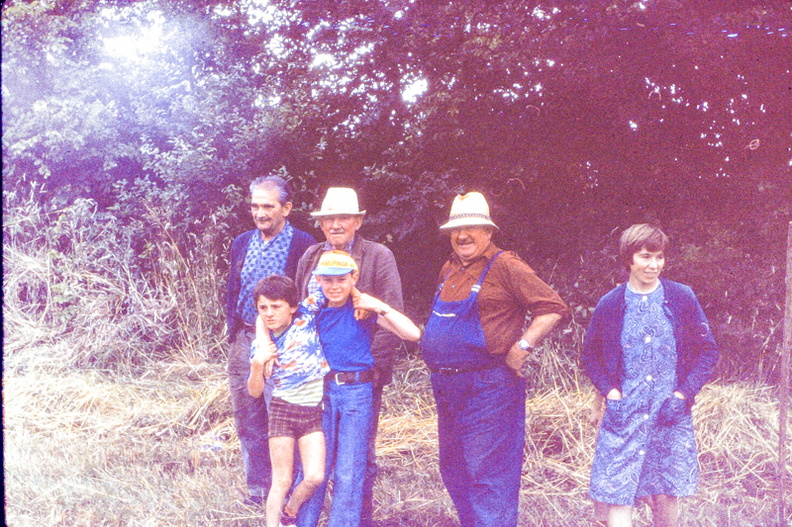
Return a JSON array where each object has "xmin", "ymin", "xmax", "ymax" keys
[{"xmin": 439, "ymin": 192, "xmax": 499, "ymax": 231}]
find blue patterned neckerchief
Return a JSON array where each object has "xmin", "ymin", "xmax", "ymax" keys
[{"xmin": 237, "ymin": 222, "xmax": 295, "ymax": 325}]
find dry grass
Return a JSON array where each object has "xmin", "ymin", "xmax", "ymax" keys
[
  {"xmin": 4, "ymin": 349, "xmax": 789, "ymax": 527},
  {"xmin": 2, "ymin": 196, "xmax": 228, "ymax": 372},
  {"xmin": 3, "ymin": 196, "xmax": 789, "ymax": 526},
  {"xmin": 4, "ymin": 360, "xmax": 249, "ymax": 527}
]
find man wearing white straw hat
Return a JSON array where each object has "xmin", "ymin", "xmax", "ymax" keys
[
  {"xmin": 294, "ymin": 187, "xmax": 404, "ymax": 527},
  {"xmin": 422, "ymin": 191, "xmax": 569, "ymax": 527}
]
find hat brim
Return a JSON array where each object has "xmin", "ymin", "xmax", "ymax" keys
[
  {"xmin": 312, "ymin": 267, "xmax": 357, "ymax": 276},
  {"xmin": 310, "ymin": 210, "xmax": 366, "ymax": 218},
  {"xmin": 439, "ymin": 218, "xmax": 499, "ymax": 231}
]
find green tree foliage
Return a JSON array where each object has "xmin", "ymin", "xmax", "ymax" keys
[{"xmin": 3, "ymin": 0, "xmax": 790, "ymax": 378}]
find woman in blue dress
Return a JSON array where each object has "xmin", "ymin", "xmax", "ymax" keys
[{"xmin": 582, "ymin": 224, "xmax": 718, "ymax": 527}]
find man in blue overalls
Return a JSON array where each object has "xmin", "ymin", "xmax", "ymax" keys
[{"xmin": 422, "ymin": 192, "xmax": 569, "ymax": 527}]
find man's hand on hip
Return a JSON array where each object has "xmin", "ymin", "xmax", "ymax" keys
[{"xmin": 505, "ymin": 342, "xmax": 530, "ymax": 377}]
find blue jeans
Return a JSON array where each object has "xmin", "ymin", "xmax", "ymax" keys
[
  {"xmin": 361, "ymin": 382, "xmax": 384, "ymax": 526},
  {"xmin": 229, "ymin": 329, "xmax": 272, "ymax": 499},
  {"xmin": 297, "ymin": 380, "xmax": 373, "ymax": 527},
  {"xmin": 431, "ymin": 365, "xmax": 526, "ymax": 527}
]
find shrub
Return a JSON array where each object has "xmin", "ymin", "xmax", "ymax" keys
[{"xmin": 3, "ymin": 183, "xmax": 233, "ymax": 371}]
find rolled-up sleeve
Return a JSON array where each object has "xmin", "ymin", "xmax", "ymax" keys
[{"xmin": 478, "ymin": 250, "xmax": 569, "ymax": 355}]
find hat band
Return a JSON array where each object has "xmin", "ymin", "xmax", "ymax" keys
[{"xmin": 447, "ymin": 213, "xmax": 493, "ymax": 222}]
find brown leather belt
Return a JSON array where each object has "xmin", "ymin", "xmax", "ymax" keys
[{"xmin": 326, "ymin": 369, "xmax": 376, "ymax": 385}]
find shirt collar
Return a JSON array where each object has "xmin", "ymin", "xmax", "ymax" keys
[
  {"xmin": 321, "ymin": 232, "xmax": 357, "ymax": 254},
  {"xmin": 258, "ymin": 220, "xmax": 293, "ymax": 244}
]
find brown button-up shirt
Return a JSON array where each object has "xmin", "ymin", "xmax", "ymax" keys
[{"xmin": 437, "ymin": 243, "xmax": 569, "ymax": 356}]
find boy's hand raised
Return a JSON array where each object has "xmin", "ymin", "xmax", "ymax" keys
[
  {"xmin": 353, "ymin": 290, "xmax": 391, "ymax": 317},
  {"xmin": 351, "ymin": 287, "xmax": 374, "ymax": 320}
]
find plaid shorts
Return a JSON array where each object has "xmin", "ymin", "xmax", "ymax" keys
[{"xmin": 268, "ymin": 397, "xmax": 324, "ymax": 439}]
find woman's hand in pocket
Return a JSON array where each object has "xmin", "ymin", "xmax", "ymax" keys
[{"xmin": 657, "ymin": 393, "xmax": 690, "ymax": 426}]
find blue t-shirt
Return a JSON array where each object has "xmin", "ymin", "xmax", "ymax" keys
[{"xmin": 317, "ymin": 299, "xmax": 376, "ymax": 372}]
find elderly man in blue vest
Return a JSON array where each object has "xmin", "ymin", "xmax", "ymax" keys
[
  {"xmin": 225, "ymin": 175, "xmax": 315, "ymax": 506},
  {"xmin": 293, "ymin": 187, "xmax": 404, "ymax": 527}
]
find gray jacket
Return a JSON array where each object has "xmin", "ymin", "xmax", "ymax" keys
[{"xmin": 295, "ymin": 234, "xmax": 404, "ymax": 385}]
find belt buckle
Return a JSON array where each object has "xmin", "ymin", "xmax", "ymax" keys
[{"xmin": 334, "ymin": 372, "xmax": 347, "ymax": 385}]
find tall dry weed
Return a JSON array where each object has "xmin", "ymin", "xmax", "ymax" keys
[{"xmin": 3, "ymin": 187, "xmax": 229, "ymax": 371}]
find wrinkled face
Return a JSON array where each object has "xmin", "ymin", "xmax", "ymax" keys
[
  {"xmin": 255, "ymin": 296, "xmax": 298, "ymax": 335},
  {"xmin": 629, "ymin": 247, "xmax": 665, "ymax": 290},
  {"xmin": 318, "ymin": 215, "xmax": 363, "ymax": 249},
  {"xmin": 250, "ymin": 187, "xmax": 292, "ymax": 240},
  {"xmin": 450, "ymin": 226, "xmax": 493, "ymax": 265},
  {"xmin": 317, "ymin": 271, "xmax": 359, "ymax": 307}
]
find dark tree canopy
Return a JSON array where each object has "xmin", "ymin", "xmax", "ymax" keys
[{"xmin": 3, "ymin": 0, "xmax": 790, "ymax": 378}]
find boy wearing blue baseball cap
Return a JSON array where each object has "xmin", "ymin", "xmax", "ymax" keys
[{"xmin": 307, "ymin": 250, "xmax": 420, "ymax": 527}]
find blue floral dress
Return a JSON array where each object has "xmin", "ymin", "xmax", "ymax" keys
[{"xmin": 590, "ymin": 283, "xmax": 698, "ymax": 506}]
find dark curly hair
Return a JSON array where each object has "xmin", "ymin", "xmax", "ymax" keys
[{"xmin": 252, "ymin": 274, "xmax": 299, "ymax": 307}]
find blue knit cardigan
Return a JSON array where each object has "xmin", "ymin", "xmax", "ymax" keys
[{"xmin": 581, "ymin": 278, "xmax": 718, "ymax": 405}]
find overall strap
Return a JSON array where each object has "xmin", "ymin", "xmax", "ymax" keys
[
  {"xmin": 470, "ymin": 251, "xmax": 502, "ymax": 294},
  {"xmin": 435, "ymin": 251, "xmax": 504, "ymax": 296}
]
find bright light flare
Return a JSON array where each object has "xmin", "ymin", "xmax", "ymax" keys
[
  {"xmin": 402, "ymin": 78, "xmax": 428, "ymax": 103},
  {"xmin": 103, "ymin": 11, "xmax": 166, "ymax": 62}
]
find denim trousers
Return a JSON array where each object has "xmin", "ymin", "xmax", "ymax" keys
[
  {"xmin": 431, "ymin": 365, "xmax": 526, "ymax": 527},
  {"xmin": 297, "ymin": 380, "xmax": 374, "ymax": 527},
  {"xmin": 360, "ymin": 381, "xmax": 384, "ymax": 526},
  {"xmin": 228, "ymin": 328, "xmax": 272, "ymax": 499}
]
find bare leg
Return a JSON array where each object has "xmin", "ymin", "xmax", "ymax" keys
[
  {"xmin": 284, "ymin": 431, "xmax": 325, "ymax": 517},
  {"xmin": 607, "ymin": 504, "xmax": 633, "ymax": 527},
  {"xmin": 266, "ymin": 436, "xmax": 296, "ymax": 527},
  {"xmin": 650, "ymin": 494, "xmax": 679, "ymax": 527},
  {"xmin": 592, "ymin": 500, "xmax": 609, "ymax": 525}
]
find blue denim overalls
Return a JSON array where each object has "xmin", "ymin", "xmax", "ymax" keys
[
  {"xmin": 422, "ymin": 252, "xmax": 525, "ymax": 527},
  {"xmin": 422, "ymin": 252, "xmax": 503, "ymax": 371}
]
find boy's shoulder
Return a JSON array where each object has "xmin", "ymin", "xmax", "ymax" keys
[
  {"xmin": 277, "ymin": 306, "xmax": 317, "ymax": 339},
  {"xmin": 301, "ymin": 290, "xmax": 328, "ymax": 314}
]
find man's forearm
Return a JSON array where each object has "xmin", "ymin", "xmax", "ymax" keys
[{"xmin": 521, "ymin": 312, "xmax": 563, "ymax": 346}]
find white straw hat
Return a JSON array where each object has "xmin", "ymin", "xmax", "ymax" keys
[
  {"xmin": 310, "ymin": 187, "xmax": 366, "ymax": 217},
  {"xmin": 439, "ymin": 192, "xmax": 499, "ymax": 231}
]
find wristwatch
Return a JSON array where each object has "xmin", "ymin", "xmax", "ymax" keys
[{"xmin": 518, "ymin": 339, "xmax": 532, "ymax": 351}]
